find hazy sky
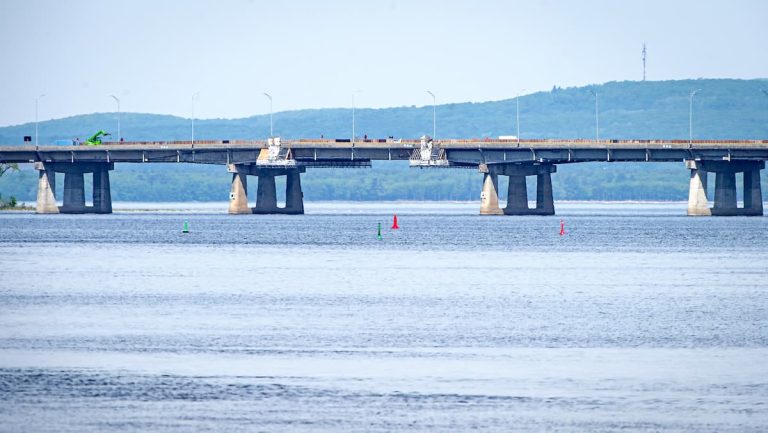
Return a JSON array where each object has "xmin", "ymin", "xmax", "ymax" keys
[{"xmin": 1, "ymin": 0, "xmax": 766, "ymax": 127}]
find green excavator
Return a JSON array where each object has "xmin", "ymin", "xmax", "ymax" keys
[{"xmin": 84, "ymin": 130, "xmax": 111, "ymax": 146}]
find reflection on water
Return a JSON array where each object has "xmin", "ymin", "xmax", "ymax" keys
[{"xmin": 1, "ymin": 202, "xmax": 767, "ymax": 432}]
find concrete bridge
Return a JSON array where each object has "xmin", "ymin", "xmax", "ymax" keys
[{"xmin": 1, "ymin": 137, "xmax": 766, "ymax": 216}]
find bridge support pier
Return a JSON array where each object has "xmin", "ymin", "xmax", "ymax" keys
[
  {"xmin": 685, "ymin": 160, "xmax": 763, "ymax": 216},
  {"xmin": 227, "ymin": 164, "xmax": 305, "ymax": 215},
  {"xmin": 228, "ymin": 172, "xmax": 250, "ymax": 214},
  {"xmin": 285, "ymin": 171, "xmax": 305, "ymax": 214},
  {"xmin": 35, "ymin": 163, "xmax": 58, "ymax": 214},
  {"xmin": 93, "ymin": 169, "xmax": 112, "ymax": 213},
  {"xmin": 505, "ymin": 175, "xmax": 528, "ymax": 214},
  {"xmin": 62, "ymin": 172, "xmax": 86, "ymax": 213},
  {"xmin": 35, "ymin": 162, "xmax": 113, "ymax": 214},
  {"xmin": 479, "ymin": 164, "xmax": 556, "ymax": 216},
  {"xmin": 479, "ymin": 172, "xmax": 503, "ymax": 215},
  {"xmin": 254, "ymin": 174, "xmax": 279, "ymax": 213}
]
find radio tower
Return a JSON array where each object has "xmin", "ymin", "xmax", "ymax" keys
[{"xmin": 642, "ymin": 43, "xmax": 647, "ymax": 81}]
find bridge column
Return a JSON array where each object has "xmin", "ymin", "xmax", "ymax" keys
[
  {"xmin": 479, "ymin": 166, "xmax": 503, "ymax": 215},
  {"xmin": 713, "ymin": 171, "xmax": 738, "ymax": 216},
  {"xmin": 226, "ymin": 165, "xmax": 306, "ymax": 215},
  {"xmin": 685, "ymin": 160, "xmax": 764, "ymax": 216},
  {"xmin": 61, "ymin": 172, "xmax": 86, "ymax": 213},
  {"xmin": 35, "ymin": 162, "xmax": 59, "ymax": 214},
  {"xmin": 492, "ymin": 163, "xmax": 557, "ymax": 216},
  {"xmin": 284, "ymin": 170, "xmax": 304, "ymax": 214},
  {"xmin": 227, "ymin": 166, "xmax": 251, "ymax": 214},
  {"xmin": 504, "ymin": 176, "xmax": 528, "ymax": 214},
  {"xmin": 254, "ymin": 173, "xmax": 278, "ymax": 214},
  {"xmin": 92, "ymin": 168, "xmax": 112, "ymax": 214},
  {"xmin": 743, "ymin": 169, "xmax": 763, "ymax": 216},
  {"xmin": 686, "ymin": 161, "xmax": 711, "ymax": 216},
  {"xmin": 534, "ymin": 172, "xmax": 555, "ymax": 215}
]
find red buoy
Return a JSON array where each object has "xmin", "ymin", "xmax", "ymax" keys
[
  {"xmin": 559, "ymin": 219, "xmax": 566, "ymax": 236},
  {"xmin": 391, "ymin": 214, "xmax": 400, "ymax": 229}
]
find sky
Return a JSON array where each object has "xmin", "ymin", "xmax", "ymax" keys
[{"xmin": 0, "ymin": 0, "xmax": 766, "ymax": 127}]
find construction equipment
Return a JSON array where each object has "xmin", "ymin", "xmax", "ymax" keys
[{"xmin": 84, "ymin": 130, "xmax": 111, "ymax": 146}]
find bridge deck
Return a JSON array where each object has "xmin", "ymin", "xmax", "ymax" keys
[{"xmin": 1, "ymin": 139, "xmax": 767, "ymax": 165}]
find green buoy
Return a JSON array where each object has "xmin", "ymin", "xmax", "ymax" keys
[
  {"xmin": 377, "ymin": 222, "xmax": 382, "ymax": 240},
  {"xmin": 182, "ymin": 219, "xmax": 189, "ymax": 234}
]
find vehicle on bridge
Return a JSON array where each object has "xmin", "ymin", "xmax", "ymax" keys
[{"xmin": 83, "ymin": 130, "xmax": 111, "ymax": 146}]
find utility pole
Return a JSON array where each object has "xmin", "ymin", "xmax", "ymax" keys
[{"xmin": 642, "ymin": 43, "xmax": 647, "ymax": 81}]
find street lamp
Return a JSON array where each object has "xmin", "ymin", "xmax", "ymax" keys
[
  {"xmin": 35, "ymin": 94, "xmax": 45, "ymax": 146},
  {"xmin": 516, "ymin": 89, "xmax": 526, "ymax": 144},
  {"xmin": 689, "ymin": 89, "xmax": 702, "ymax": 146},
  {"xmin": 191, "ymin": 92, "xmax": 200, "ymax": 145},
  {"xmin": 352, "ymin": 90, "xmax": 361, "ymax": 144},
  {"xmin": 263, "ymin": 92, "xmax": 273, "ymax": 137},
  {"xmin": 110, "ymin": 95, "xmax": 120, "ymax": 142},
  {"xmin": 761, "ymin": 89, "xmax": 767, "ymax": 123},
  {"xmin": 589, "ymin": 89, "xmax": 599, "ymax": 141},
  {"xmin": 426, "ymin": 90, "xmax": 436, "ymax": 140}
]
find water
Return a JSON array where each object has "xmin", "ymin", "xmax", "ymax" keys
[{"xmin": 1, "ymin": 202, "xmax": 767, "ymax": 432}]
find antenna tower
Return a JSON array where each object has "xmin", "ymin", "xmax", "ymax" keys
[{"xmin": 642, "ymin": 43, "xmax": 647, "ymax": 81}]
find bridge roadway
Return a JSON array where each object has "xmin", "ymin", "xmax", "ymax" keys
[{"xmin": 1, "ymin": 138, "xmax": 766, "ymax": 216}]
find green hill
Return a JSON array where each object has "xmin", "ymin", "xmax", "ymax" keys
[{"xmin": 2, "ymin": 79, "xmax": 767, "ymax": 202}]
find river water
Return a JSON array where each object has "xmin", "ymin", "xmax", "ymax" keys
[{"xmin": 1, "ymin": 202, "xmax": 767, "ymax": 432}]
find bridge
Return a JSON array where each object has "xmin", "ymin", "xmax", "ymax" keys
[{"xmin": 1, "ymin": 137, "xmax": 766, "ymax": 216}]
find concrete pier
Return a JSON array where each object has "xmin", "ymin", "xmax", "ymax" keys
[
  {"xmin": 505, "ymin": 176, "xmax": 528, "ymax": 213},
  {"xmin": 480, "ymin": 163, "xmax": 556, "ymax": 216},
  {"xmin": 254, "ymin": 174, "xmax": 278, "ymax": 213},
  {"xmin": 285, "ymin": 171, "xmax": 304, "ymax": 214},
  {"xmin": 685, "ymin": 160, "xmax": 764, "ymax": 216},
  {"xmin": 535, "ymin": 172, "xmax": 555, "ymax": 215},
  {"xmin": 35, "ymin": 162, "xmax": 58, "ymax": 214},
  {"xmin": 686, "ymin": 165, "xmax": 710, "ymax": 216},
  {"xmin": 61, "ymin": 172, "xmax": 86, "ymax": 213},
  {"xmin": 743, "ymin": 169, "xmax": 764, "ymax": 215},
  {"xmin": 35, "ymin": 162, "xmax": 113, "ymax": 214},
  {"xmin": 228, "ymin": 172, "xmax": 250, "ymax": 214},
  {"xmin": 227, "ymin": 164, "xmax": 306, "ymax": 214},
  {"xmin": 713, "ymin": 172, "xmax": 738, "ymax": 215},
  {"xmin": 479, "ymin": 171, "xmax": 503, "ymax": 215},
  {"xmin": 92, "ymin": 169, "xmax": 112, "ymax": 214}
]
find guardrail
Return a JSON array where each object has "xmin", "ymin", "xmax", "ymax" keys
[{"xmin": 2, "ymin": 138, "xmax": 768, "ymax": 152}]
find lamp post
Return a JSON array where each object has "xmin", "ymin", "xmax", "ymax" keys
[
  {"xmin": 191, "ymin": 92, "xmax": 199, "ymax": 145},
  {"xmin": 761, "ymin": 90, "xmax": 767, "ymax": 129},
  {"xmin": 516, "ymin": 89, "xmax": 526, "ymax": 144},
  {"xmin": 352, "ymin": 90, "xmax": 361, "ymax": 144},
  {"xmin": 689, "ymin": 89, "xmax": 702, "ymax": 146},
  {"xmin": 426, "ymin": 90, "xmax": 436, "ymax": 140},
  {"xmin": 110, "ymin": 95, "xmax": 120, "ymax": 142},
  {"xmin": 263, "ymin": 92, "xmax": 273, "ymax": 137},
  {"xmin": 589, "ymin": 89, "xmax": 599, "ymax": 141},
  {"xmin": 35, "ymin": 94, "xmax": 45, "ymax": 146}
]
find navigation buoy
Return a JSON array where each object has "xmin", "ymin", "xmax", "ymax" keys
[
  {"xmin": 377, "ymin": 222, "xmax": 383, "ymax": 240},
  {"xmin": 182, "ymin": 219, "xmax": 190, "ymax": 234},
  {"xmin": 391, "ymin": 214, "xmax": 400, "ymax": 230},
  {"xmin": 559, "ymin": 219, "xmax": 565, "ymax": 236}
]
